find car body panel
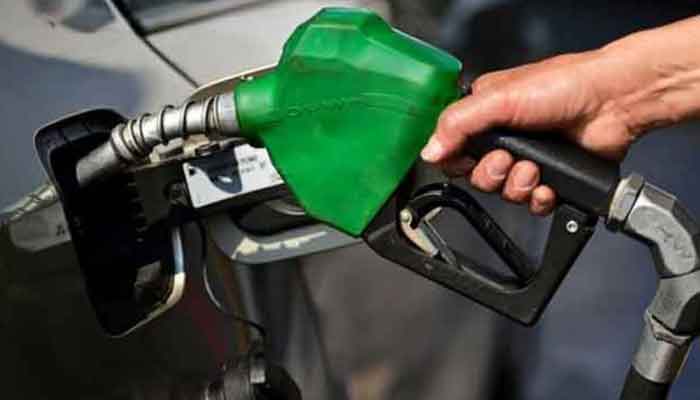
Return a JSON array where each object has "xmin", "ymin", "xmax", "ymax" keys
[
  {"xmin": 0, "ymin": 1, "xmax": 380, "ymax": 398},
  {"xmin": 146, "ymin": 0, "xmax": 389, "ymax": 85}
]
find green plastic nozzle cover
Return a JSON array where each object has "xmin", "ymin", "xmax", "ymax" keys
[{"xmin": 234, "ymin": 7, "xmax": 462, "ymax": 236}]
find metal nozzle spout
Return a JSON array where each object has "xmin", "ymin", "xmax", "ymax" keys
[
  {"xmin": 75, "ymin": 140, "xmax": 123, "ymax": 187},
  {"xmin": 75, "ymin": 93, "xmax": 240, "ymax": 187}
]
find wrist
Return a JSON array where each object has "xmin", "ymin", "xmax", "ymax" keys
[{"xmin": 591, "ymin": 22, "xmax": 700, "ymax": 137}]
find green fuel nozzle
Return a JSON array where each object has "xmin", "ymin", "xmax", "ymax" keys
[
  {"xmin": 76, "ymin": 7, "xmax": 462, "ymax": 236},
  {"xmin": 234, "ymin": 8, "xmax": 462, "ymax": 235}
]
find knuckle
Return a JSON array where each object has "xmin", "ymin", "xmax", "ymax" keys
[
  {"xmin": 471, "ymin": 75, "xmax": 495, "ymax": 93},
  {"xmin": 438, "ymin": 108, "xmax": 461, "ymax": 134},
  {"xmin": 486, "ymin": 91, "xmax": 515, "ymax": 125}
]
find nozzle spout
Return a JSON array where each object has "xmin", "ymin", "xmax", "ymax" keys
[{"xmin": 76, "ymin": 141, "xmax": 123, "ymax": 187}]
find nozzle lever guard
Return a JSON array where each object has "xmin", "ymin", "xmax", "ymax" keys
[
  {"xmin": 363, "ymin": 182, "xmax": 597, "ymax": 325},
  {"xmin": 364, "ymin": 129, "xmax": 620, "ymax": 325}
]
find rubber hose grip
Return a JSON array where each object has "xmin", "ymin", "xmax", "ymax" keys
[{"xmin": 620, "ymin": 367, "xmax": 671, "ymax": 400}]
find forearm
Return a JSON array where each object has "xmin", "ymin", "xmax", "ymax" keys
[{"xmin": 591, "ymin": 16, "xmax": 700, "ymax": 136}]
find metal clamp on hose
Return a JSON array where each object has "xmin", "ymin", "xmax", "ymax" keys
[
  {"xmin": 608, "ymin": 174, "xmax": 700, "ymax": 400},
  {"xmin": 633, "ymin": 311, "xmax": 693, "ymax": 384},
  {"xmin": 75, "ymin": 93, "xmax": 240, "ymax": 187}
]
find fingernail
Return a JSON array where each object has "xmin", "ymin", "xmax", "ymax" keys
[
  {"xmin": 485, "ymin": 154, "xmax": 509, "ymax": 180},
  {"xmin": 421, "ymin": 137, "xmax": 444, "ymax": 162},
  {"xmin": 513, "ymin": 168, "xmax": 538, "ymax": 191}
]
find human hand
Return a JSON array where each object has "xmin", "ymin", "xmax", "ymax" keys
[
  {"xmin": 422, "ymin": 51, "xmax": 640, "ymax": 216},
  {"xmin": 422, "ymin": 16, "xmax": 700, "ymax": 216}
]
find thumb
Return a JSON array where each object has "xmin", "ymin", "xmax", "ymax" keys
[{"xmin": 421, "ymin": 91, "xmax": 510, "ymax": 163}]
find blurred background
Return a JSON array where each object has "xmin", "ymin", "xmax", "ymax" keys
[{"xmin": 2, "ymin": 1, "xmax": 700, "ymax": 399}]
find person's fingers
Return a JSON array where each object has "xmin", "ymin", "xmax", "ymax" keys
[
  {"xmin": 529, "ymin": 185, "xmax": 556, "ymax": 216},
  {"xmin": 421, "ymin": 91, "xmax": 510, "ymax": 163},
  {"xmin": 469, "ymin": 150, "xmax": 513, "ymax": 192},
  {"xmin": 502, "ymin": 160, "xmax": 540, "ymax": 203},
  {"xmin": 439, "ymin": 156, "xmax": 477, "ymax": 178}
]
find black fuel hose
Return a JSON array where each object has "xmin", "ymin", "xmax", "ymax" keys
[{"xmin": 619, "ymin": 367, "xmax": 670, "ymax": 400}]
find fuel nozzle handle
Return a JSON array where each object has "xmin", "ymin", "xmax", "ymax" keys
[
  {"xmin": 466, "ymin": 129, "xmax": 621, "ymax": 217},
  {"xmin": 75, "ymin": 93, "xmax": 240, "ymax": 187}
]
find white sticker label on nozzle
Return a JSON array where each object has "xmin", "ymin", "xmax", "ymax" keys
[{"xmin": 184, "ymin": 144, "xmax": 283, "ymax": 209}]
